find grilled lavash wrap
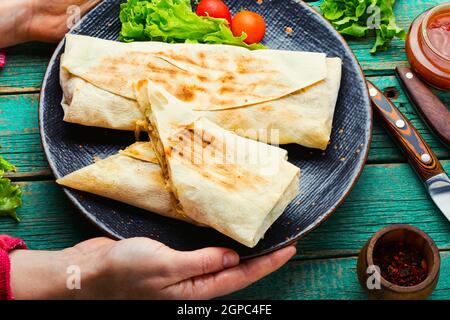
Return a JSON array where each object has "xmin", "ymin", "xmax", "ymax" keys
[
  {"xmin": 60, "ymin": 35, "xmax": 341, "ymax": 150},
  {"xmin": 136, "ymin": 80, "xmax": 300, "ymax": 247},
  {"xmin": 57, "ymin": 138, "xmax": 300, "ymax": 246},
  {"xmin": 56, "ymin": 142, "xmax": 194, "ymax": 222}
]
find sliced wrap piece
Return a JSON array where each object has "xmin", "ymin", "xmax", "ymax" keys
[
  {"xmin": 56, "ymin": 142, "xmax": 192, "ymax": 222},
  {"xmin": 136, "ymin": 81, "xmax": 300, "ymax": 248}
]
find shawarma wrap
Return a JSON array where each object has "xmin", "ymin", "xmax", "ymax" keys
[
  {"xmin": 60, "ymin": 35, "xmax": 341, "ymax": 149},
  {"xmin": 136, "ymin": 81, "xmax": 300, "ymax": 247}
]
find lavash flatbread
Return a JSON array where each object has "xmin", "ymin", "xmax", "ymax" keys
[
  {"xmin": 56, "ymin": 142, "xmax": 190, "ymax": 222},
  {"xmin": 60, "ymin": 35, "xmax": 341, "ymax": 149},
  {"xmin": 137, "ymin": 81, "xmax": 300, "ymax": 247}
]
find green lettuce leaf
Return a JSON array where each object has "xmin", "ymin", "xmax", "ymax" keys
[
  {"xmin": 0, "ymin": 156, "xmax": 22, "ymax": 221},
  {"xmin": 119, "ymin": 0, "xmax": 265, "ymax": 50},
  {"xmin": 0, "ymin": 157, "xmax": 15, "ymax": 173},
  {"xmin": 320, "ymin": 0, "xmax": 405, "ymax": 54}
]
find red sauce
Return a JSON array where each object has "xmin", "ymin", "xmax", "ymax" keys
[
  {"xmin": 406, "ymin": 4, "xmax": 450, "ymax": 90},
  {"xmin": 428, "ymin": 13, "xmax": 450, "ymax": 58}
]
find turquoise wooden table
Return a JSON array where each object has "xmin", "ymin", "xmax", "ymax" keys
[{"xmin": 1, "ymin": 0, "xmax": 449, "ymax": 299}]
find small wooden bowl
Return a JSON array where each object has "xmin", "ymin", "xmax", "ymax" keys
[{"xmin": 357, "ymin": 224, "xmax": 440, "ymax": 300}]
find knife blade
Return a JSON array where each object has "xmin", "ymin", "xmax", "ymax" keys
[
  {"xmin": 367, "ymin": 81, "xmax": 450, "ymax": 222},
  {"xmin": 426, "ymin": 174, "xmax": 450, "ymax": 222}
]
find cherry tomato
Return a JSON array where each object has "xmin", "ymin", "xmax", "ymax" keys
[
  {"xmin": 231, "ymin": 11, "xmax": 266, "ymax": 44},
  {"xmin": 196, "ymin": 0, "xmax": 232, "ymax": 25}
]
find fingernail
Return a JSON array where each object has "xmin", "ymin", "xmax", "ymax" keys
[{"xmin": 223, "ymin": 252, "xmax": 239, "ymax": 268}]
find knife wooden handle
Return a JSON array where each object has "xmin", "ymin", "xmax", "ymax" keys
[
  {"xmin": 367, "ymin": 81, "xmax": 445, "ymax": 182},
  {"xmin": 396, "ymin": 66, "xmax": 450, "ymax": 147}
]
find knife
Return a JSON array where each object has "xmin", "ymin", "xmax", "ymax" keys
[
  {"xmin": 367, "ymin": 81, "xmax": 450, "ymax": 222},
  {"xmin": 395, "ymin": 66, "xmax": 450, "ymax": 147}
]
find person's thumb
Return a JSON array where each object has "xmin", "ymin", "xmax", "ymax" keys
[{"xmin": 169, "ymin": 247, "xmax": 240, "ymax": 280}]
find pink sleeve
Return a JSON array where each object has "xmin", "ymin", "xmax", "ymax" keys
[
  {"xmin": 0, "ymin": 235, "xmax": 27, "ymax": 300},
  {"xmin": 0, "ymin": 50, "xmax": 6, "ymax": 68}
]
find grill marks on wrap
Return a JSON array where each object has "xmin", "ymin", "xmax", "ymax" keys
[
  {"xmin": 166, "ymin": 124, "xmax": 268, "ymax": 192},
  {"xmin": 152, "ymin": 50, "xmax": 265, "ymax": 74},
  {"xmin": 94, "ymin": 50, "xmax": 287, "ymax": 108},
  {"xmin": 120, "ymin": 142, "xmax": 159, "ymax": 164},
  {"xmin": 175, "ymin": 84, "xmax": 207, "ymax": 102}
]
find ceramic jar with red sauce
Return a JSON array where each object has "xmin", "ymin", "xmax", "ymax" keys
[{"xmin": 406, "ymin": 3, "xmax": 450, "ymax": 90}]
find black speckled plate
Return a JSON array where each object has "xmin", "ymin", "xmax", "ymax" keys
[{"xmin": 40, "ymin": 0, "xmax": 372, "ymax": 258}]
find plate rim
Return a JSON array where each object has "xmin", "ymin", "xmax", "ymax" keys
[{"xmin": 39, "ymin": 0, "xmax": 373, "ymax": 258}]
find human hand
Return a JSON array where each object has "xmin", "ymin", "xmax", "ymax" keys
[
  {"xmin": 27, "ymin": 0, "xmax": 101, "ymax": 43},
  {"xmin": 10, "ymin": 237, "xmax": 296, "ymax": 299},
  {"xmin": 0, "ymin": 0, "xmax": 101, "ymax": 48}
]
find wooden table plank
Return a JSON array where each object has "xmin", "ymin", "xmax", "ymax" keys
[
  {"xmin": 3, "ymin": 161, "xmax": 450, "ymax": 257},
  {"xmin": 0, "ymin": 77, "xmax": 448, "ymax": 179},
  {"xmin": 0, "ymin": 181, "xmax": 98, "ymax": 250},
  {"xmin": 1, "ymin": 175, "xmax": 449, "ymax": 299},
  {"xmin": 228, "ymin": 251, "xmax": 450, "ymax": 300},
  {"xmin": 0, "ymin": 93, "xmax": 51, "ymax": 178},
  {"xmin": 0, "ymin": 42, "xmax": 54, "ymax": 93},
  {"xmin": 1, "ymin": 0, "xmax": 449, "ymax": 94},
  {"xmin": 299, "ymin": 161, "xmax": 450, "ymax": 259}
]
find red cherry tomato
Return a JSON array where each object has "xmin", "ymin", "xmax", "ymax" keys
[
  {"xmin": 196, "ymin": 0, "xmax": 232, "ymax": 25},
  {"xmin": 231, "ymin": 11, "xmax": 266, "ymax": 44}
]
